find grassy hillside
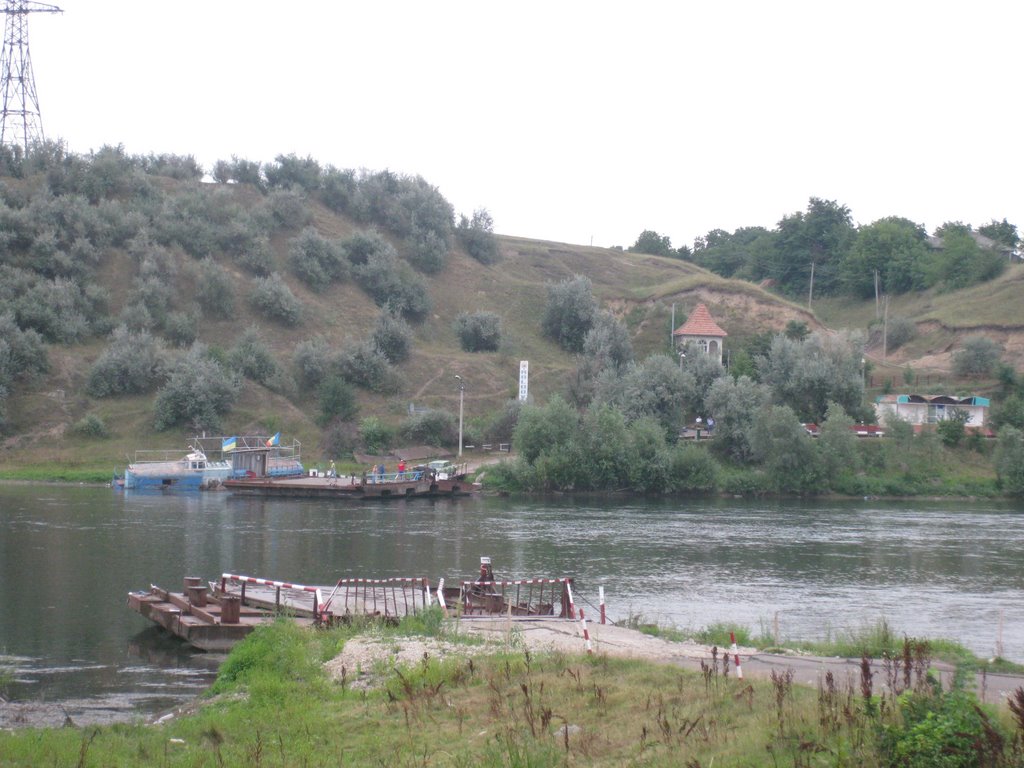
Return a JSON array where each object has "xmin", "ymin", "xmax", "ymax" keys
[{"xmin": 0, "ymin": 153, "xmax": 1019, "ymax": 473}]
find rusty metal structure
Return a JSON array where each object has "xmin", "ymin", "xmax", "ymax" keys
[{"xmin": 0, "ymin": 0, "xmax": 61, "ymax": 153}]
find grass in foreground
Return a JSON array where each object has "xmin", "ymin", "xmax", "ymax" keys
[{"xmin": 3, "ymin": 612, "xmax": 1024, "ymax": 766}]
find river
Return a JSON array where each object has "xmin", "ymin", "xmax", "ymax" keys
[{"xmin": 1, "ymin": 484, "xmax": 1021, "ymax": 725}]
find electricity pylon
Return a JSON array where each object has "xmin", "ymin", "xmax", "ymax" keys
[{"xmin": 0, "ymin": 0, "xmax": 61, "ymax": 154}]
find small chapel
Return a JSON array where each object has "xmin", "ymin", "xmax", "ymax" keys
[{"xmin": 672, "ymin": 303, "xmax": 727, "ymax": 364}]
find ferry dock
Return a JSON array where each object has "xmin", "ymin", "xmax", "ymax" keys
[{"xmin": 128, "ymin": 560, "xmax": 583, "ymax": 651}]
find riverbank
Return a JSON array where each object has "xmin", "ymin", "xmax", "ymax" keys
[{"xmin": 4, "ymin": 617, "xmax": 1024, "ymax": 766}]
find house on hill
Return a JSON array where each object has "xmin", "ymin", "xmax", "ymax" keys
[
  {"xmin": 673, "ymin": 303, "xmax": 727, "ymax": 364},
  {"xmin": 874, "ymin": 394, "xmax": 991, "ymax": 431}
]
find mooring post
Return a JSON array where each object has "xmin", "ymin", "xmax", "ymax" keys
[
  {"xmin": 220, "ymin": 595, "xmax": 241, "ymax": 624},
  {"xmin": 186, "ymin": 584, "xmax": 207, "ymax": 607}
]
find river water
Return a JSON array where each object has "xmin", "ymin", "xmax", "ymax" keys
[{"xmin": 1, "ymin": 484, "xmax": 1022, "ymax": 725}]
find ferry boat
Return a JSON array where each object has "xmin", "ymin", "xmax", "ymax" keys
[{"xmin": 123, "ymin": 444, "xmax": 231, "ymax": 490}]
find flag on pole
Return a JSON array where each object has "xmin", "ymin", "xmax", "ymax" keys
[
  {"xmin": 265, "ymin": 432, "xmax": 280, "ymax": 447},
  {"xmin": 222, "ymin": 436, "xmax": 237, "ymax": 452}
]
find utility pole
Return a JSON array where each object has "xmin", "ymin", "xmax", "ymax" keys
[
  {"xmin": 807, "ymin": 261, "xmax": 815, "ymax": 310},
  {"xmin": 454, "ymin": 375, "xmax": 465, "ymax": 458},
  {"xmin": 0, "ymin": 0, "xmax": 62, "ymax": 154}
]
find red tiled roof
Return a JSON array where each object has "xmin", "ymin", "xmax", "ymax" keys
[{"xmin": 673, "ymin": 303, "xmax": 727, "ymax": 338}]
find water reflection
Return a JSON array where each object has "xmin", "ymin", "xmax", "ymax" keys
[{"xmin": 0, "ymin": 484, "xmax": 1022, "ymax": 725}]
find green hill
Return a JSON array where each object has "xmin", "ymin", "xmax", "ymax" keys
[{"xmin": 0, "ymin": 148, "xmax": 1020, "ymax": 474}]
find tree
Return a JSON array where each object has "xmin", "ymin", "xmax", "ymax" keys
[
  {"xmin": 541, "ymin": 275, "xmax": 597, "ymax": 353},
  {"xmin": 705, "ymin": 375, "xmax": 772, "ymax": 464},
  {"xmin": 818, "ymin": 401, "xmax": 860, "ymax": 481},
  {"xmin": 628, "ymin": 230, "xmax": 674, "ymax": 257},
  {"xmin": 762, "ymin": 198, "xmax": 855, "ymax": 297},
  {"xmin": 936, "ymin": 408, "xmax": 970, "ymax": 447},
  {"xmin": 750, "ymin": 404, "xmax": 823, "ymax": 492},
  {"xmin": 841, "ymin": 217, "xmax": 929, "ymax": 296},
  {"xmin": 512, "ymin": 396, "xmax": 579, "ymax": 464},
  {"xmin": 594, "ymin": 354, "xmax": 689, "ymax": 437},
  {"xmin": 995, "ymin": 426, "xmax": 1024, "ymax": 495},
  {"xmin": 952, "ymin": 336, "xmax": 1002, "ymax": 378},
  {"xmin": 758, "ymin": 330, "xmax": 865, "ymax": 422},
  {"xmin": 923, "ymin": 227, "xmax": 1004, "ymax": 290},
  {"xmin": 977, "ymin": 218, "xmax": 1019, "ymax": 250},
  {"xmin": 583, "ymin": 311, "xmax": 633, "ymax": 371}
]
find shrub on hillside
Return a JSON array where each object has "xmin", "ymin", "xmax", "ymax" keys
[
  {"xmin": 0, "ymin": 313, "xmax": 48, "ymax": 381},
  {"xmin": 287, "ymin": 227, "xmax": 348, "ymax": 289},
  {"xmin": 456, "ymin": 208, "xmax": 500, "ymax": 265},
  {"xmin": 236, "ymin": 235, "xmax": 275, "ymax": 276},
  {"xmin": 249, "ymin": 273, "xmax": 301, "ymax": 325},
  {"xmin": 211, "ymin": 156, "xmax": 265, "ymax": 189},
  {"xmin": 318, "ymin": 375, "xmax": 358, "ymax": 426},
  {"xmin": 372, "ymin": 311, "xmax": 412, "ymax": 363},
  {"xmin": 952, "ymin": 336, "xmax": 1002, "ymax": 378},
  {"xmin": 359, "ymin": 416, "xmax": 394, "ymax": 455},
  {"xmin": 542, "ymin": 274, "xmax": 597, "ymax": 353},
  {"xmin": 406, "ymin": 230, "xmax": 448, "ymax": 274},
  {"xmin": 87, "ymin": 326, "xmax": 167, "ymax": 397},
  {"xmin": 267, "ymin": 188, "xmax": 312, "ymax": 230},
  {"xmin": 353, "ymin": 248, "xmax": 431, "ymax": 323},
  {"xmin": 264, "ymin": 154, "xmax": 322, "ymax": 193},
  {"xmin": 227, "ymin": 327, "xmax": 279, "ymax": 385},
  {"xmin": 73, "ymin": 413, "xmax": 109, "ymax": 439},
  {"xmin": 153, "ymin": 344, "xmax": 238, "ymax": 432},
  {"xmin": 886, "ymin": 315, "xmax": 917, "ymax": 350},
  {"xmin": 0, "ymin": 267, "xmax": 94, "ymax": 342},
  {"xmin": 164, "ymin": 309, "xmax": 198, "ymax": 347},
  {"xmin": 454, "ymin": 311, "xmax": 502, "ymax": 352},
  {"xmin": 197, "ymin": 259, "xmax": 235, "ymax": 319},
  {"xmin": 320, "ymin": 419, "xmax": 359, "ymax": 460},
  {"xmin": 292, "ymin": 335, "xmax": 332, "ymax": 390},
  {"xmin": 319, "ymin": 166, "xmax": 357, "ymax": 213},
  {"xmin": 336, "ymin": 341, "xmax": 398, "ymax": 393},
  {"xmin": 400, "ymin": 410, "xmax": 457, "ymax": 448}
]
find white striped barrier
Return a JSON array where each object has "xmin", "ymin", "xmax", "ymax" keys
[
  {"xmin": 730, "ymin": 631, "xmax": 744, "ymax": 679},
  {"xmin": 579, "ymin": 608, "xmax": 593, "ymax": 654},
  {"xmin": 220, "ymin": 573, "xmax": 324, "ymax": 618},
  {"xmin": 436, "ymin": 578, "xmax": 447, "ymax": 617}
]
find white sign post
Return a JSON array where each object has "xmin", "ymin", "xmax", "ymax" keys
[{"xmin": 518, "ymin": 361, "xmax": 529, "ymax": 402}]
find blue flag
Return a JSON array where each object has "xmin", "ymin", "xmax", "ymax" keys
[
  {"xmin": 222, "ymin": 436, "xmax": 237, "ymax": 452},
  {"xmin": 265, "ymin": 432, "xmax": 280, "ymax": 447}
]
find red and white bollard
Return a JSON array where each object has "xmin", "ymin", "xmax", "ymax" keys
[
  {"xmin": 579, "ymin": 608, "xmax": 593, "ymax": 654},
  {"xmin": 730, "ymin": 631, "xmax": 744, "ymax": 679},
  {"xmin": 599, "ymin": 586, "xmax": 606, "ymax": 625}
]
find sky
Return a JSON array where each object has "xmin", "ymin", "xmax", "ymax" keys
[{"xmin": 21, "ymin": 0, "xmax": 1024, "ymax": 250}]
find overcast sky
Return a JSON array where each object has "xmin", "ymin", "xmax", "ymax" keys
[{"xmin": 25, "ymin": 1, "xmax": 1023, "ymax": 250}]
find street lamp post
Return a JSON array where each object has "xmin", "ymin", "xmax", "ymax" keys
[
  {"xmin": 678, "ymin": 351, "xmax": 686, "ymax": 370},
  {"xmin": 454, "ymin": 375, "xmax": 465, "ymax": 458}
]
